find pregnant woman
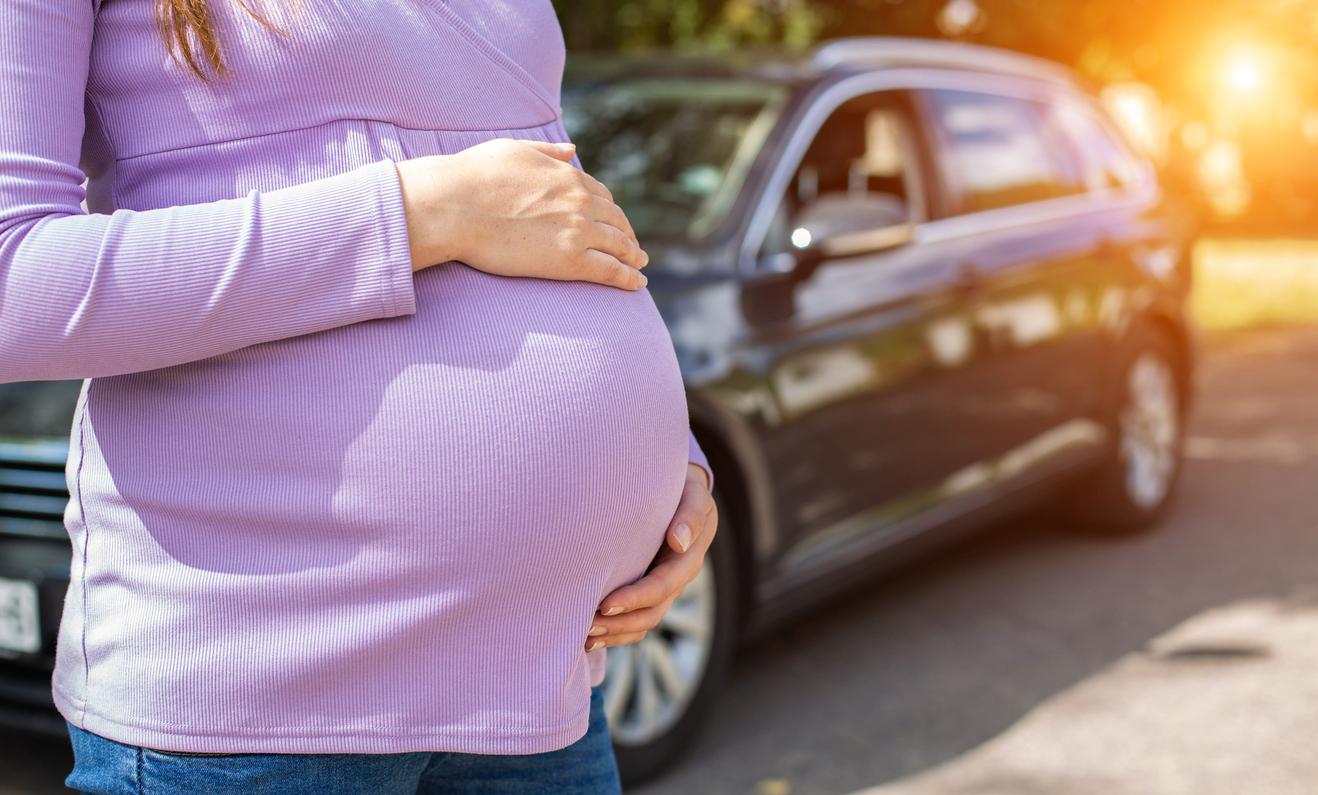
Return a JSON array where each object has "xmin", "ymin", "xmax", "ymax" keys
[{"xmin": 0, "ymin": 0, "xmax": 718, "ymax": 792}]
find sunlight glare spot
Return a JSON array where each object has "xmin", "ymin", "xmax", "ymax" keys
[{"xmin": 1225, "ymin": 54, "xmax": 1263, "ymax": 93}]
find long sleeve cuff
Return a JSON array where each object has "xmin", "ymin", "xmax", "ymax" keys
[{"xmin": 687, "ymin": 431, "xmax": 713, "ymax": 492}]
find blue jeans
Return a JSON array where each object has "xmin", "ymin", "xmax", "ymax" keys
[{"xmin": 65, "ymin": 684, "xmax": 622, "ymax": 794}]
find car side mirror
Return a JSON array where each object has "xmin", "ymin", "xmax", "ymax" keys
[{"xmin": 785, "ymin": 193, "xmax": 914, "ymax": 280}]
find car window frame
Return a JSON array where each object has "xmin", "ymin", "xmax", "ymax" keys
[
  {"xmin": 916, "ymin": 86, "xmax": 1090, "ymax": 219},
  {"xmin": 753, "ymin": 87, "xmax": 932, "ymax": 263},
  {"xmin": 1041, "ymin": 89, "xmax": 1153, "ymax": 195},
  {"xmin": 740, "ymin": 69, "xmax": 1162, "ymax": 275}
]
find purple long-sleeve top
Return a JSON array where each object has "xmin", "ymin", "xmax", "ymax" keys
[{"xmin": 0, "ymin": 0, "xmax": 712, "ymax": 754}]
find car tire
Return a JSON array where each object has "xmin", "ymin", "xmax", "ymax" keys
[
  {"xmin": 608, "ymin": 488, "xmax": 738, "ymax": 787},
  {"xmin": 1060, "ymin": 325, "xmax": 1187, "ymax": 534}
]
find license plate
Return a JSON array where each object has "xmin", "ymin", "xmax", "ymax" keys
[{"xmin": 0, "ymin": 577, "xmax": 40, "ymax": 655}]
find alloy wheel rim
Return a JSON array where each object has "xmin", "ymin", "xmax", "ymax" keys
[
  {"xmin": 1120, "ymin": 352, "xmax": 1179, "ymax": 510},
  {"xmin": 603, "ymin": 560, "xmax": 717, "ymax": 746}
]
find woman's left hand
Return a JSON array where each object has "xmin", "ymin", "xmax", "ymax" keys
[{"xmin": 585, "ymin": 463, "xmax": 717, "ymax": 650}]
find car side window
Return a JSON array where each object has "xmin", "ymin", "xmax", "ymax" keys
[
  {"xmin": 758, "ymin": 91, "xmax": 923, "ymax": 260},
  {"xmin": 924, "ymin": 89, "xmax": 1082, "ymax": 216},
  {"xmin": 1042, "ymin": 97, "xmax": 1147, "ymax": 193}
]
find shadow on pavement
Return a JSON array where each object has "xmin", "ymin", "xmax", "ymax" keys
[{"xmin": 860, "ymin": 588, "xmax": 1318, "ymax": 795}]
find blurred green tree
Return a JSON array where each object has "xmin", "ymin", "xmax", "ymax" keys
[
  {"xmin": 553, "ymin": 0, "xmax": 823, "ymax": 51},
  {"xmin": 554, "ymin": 0, "xmax": 1316, "ymax": 93}
]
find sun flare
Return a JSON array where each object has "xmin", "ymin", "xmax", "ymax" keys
[{"xmin": 1224, "ymin": 53, "xmax": 1264, "ymax": 93}]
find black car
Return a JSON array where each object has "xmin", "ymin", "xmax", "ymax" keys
[{"xmin": 0, "ymin": 37, "xmax": 1193, "ymax": 785}]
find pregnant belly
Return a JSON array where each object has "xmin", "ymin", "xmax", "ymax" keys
[
  {"xmin": 86, "ymin": 261, "xmax": 691, "ymax": 601},
  {"xmin": 76, "ymin": 262, "xmax": 690, "ymax": 734}
]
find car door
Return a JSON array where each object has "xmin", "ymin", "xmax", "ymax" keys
[
  {"xmin": 912, "ymin": 84, "xmax": 1138, "ymax": 490},
  {"xmin": 738, "ymin": 88, "xmax": 992, "ymax": 587}
]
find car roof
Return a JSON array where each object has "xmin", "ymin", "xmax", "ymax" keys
[
  {"xmin": 562, "ymin": 49, "xmax": 821, "ymax": 88},
  {"xmin": 813, "ymin": 37, "xmax": 1077, "ymax": 87},
  {"xmin": 563, "ymin": 36, "xmax": 1079, "ymax": 91}
]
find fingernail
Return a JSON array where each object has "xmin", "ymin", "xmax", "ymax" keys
[
  {"xmin": 557, "ymin": 142, "xmax": 576, "ymax": 150},
  {"xmin": 587, "ymin": 624, "xmax": 607, "ymax": 636},
  {"xmin": 587, "ymin": 639, "xmax": 605, "ymax": 651},
  {"xmin": 674, "ymin": 522, "xmax": 692, "ymax": 552},
  {"xmin": 637, "ymin": 273, "xmax": 648, "ymax": 288},
  {"xmin": 603, "ymin": 605, "xmax": 624, "ymax": 616}
]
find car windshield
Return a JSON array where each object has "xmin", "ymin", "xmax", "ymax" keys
[
  {"xmin": 561, "ymin": 76, "xmax": 787, "ymax": 245},
  {"xmin": 0, "ymin": 381, "xmax": 80, "ymax": 441}
]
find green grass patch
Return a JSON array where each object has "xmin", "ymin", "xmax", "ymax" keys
[{"xmin": 1193, "ymin": 239, "xmax": 1318, "ymax": 331}]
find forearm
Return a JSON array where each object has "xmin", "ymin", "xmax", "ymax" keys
[{"xmin": 0, "ymin": 159, "xmax": 416, "ymax": 382}]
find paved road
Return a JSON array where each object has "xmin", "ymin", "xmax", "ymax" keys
[{"xmin": 6, "ymin": 325, "xmax": 1318, "ymax": 794}]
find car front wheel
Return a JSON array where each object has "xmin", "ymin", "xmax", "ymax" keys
[
  {"xmin": 1065, "ymin": 326, "xmax": 1187, "ymax": 533},
  {"xmin": 606, "ymin": 489, "xmax": 738, "ymax": 786}
]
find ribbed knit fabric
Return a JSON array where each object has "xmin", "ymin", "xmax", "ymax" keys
[{"xmin": 0, "ymin": 0, "xmax": 713, "ymax": 754}]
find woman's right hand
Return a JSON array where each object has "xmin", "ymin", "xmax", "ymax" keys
[{"xmin": 395, "ymin": 138, "xmax": 650, "ymax": 290}]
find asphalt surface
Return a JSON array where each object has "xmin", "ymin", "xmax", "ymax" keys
[{"xmin": 6, "ymin": 325, "xmax": 1318, "ymax": 794}]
